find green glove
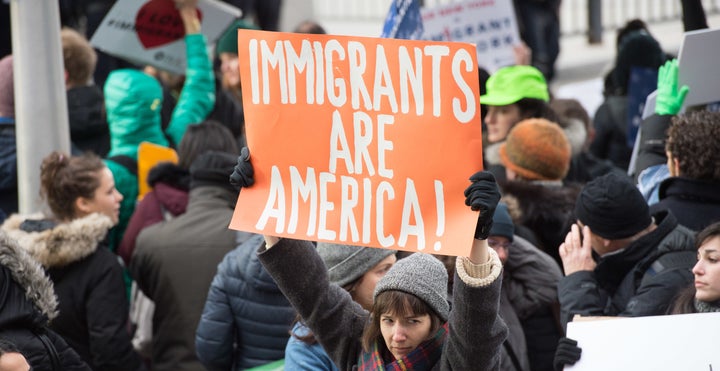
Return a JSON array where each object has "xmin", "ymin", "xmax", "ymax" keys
[{"xmin": 655, "ymin": 59, "xmax": 689, "ymax": 115}]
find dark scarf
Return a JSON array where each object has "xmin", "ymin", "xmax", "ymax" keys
[
  {"xmin": 357, "ymin": 323, "xmax": 448, "ymax": 371},
  {"xmin": 694, "ymin": 299, "xmax": 720, "ymax": 313}
]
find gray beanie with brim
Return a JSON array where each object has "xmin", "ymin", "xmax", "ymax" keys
[
  {"xmin": 373, "ymin": 253, "xmax": 449, "ymax": 321},
  {"xmin": 317, "ymin": 242, "xmax": 396, "ymax": 287}
]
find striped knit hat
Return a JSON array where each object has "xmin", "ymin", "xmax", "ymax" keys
[{"xmin": 499, "ymin": 118, "xmax": 571, "ymax": 181}]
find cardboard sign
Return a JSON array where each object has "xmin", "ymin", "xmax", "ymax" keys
[
  {"xmin": 566, "ymin": 313, "xmax": 720, "ymax": 370},
  {"xmin": 421, "ymin": 0, "xmax": 521, "ymax": 73},
  {"xmin": 90, "ymin": 0, "xmax": 240, "ymax": 75},
  {"xmin": 137, "ymin": 142, "xmax": 178, "ymax": 200},
  {"xmin": 229, "ymin": 30, "xmax": 484, "ymax": 256}
]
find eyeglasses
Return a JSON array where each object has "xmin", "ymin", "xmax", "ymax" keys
[{"xmin": 488, "ymin": 238, "xmax": 511, "ymax": 250}]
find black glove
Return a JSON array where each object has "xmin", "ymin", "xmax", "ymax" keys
[
  {"xmin": 463, "ymin": 171, "xmax": 500, "ymax": 240},
  {"xmin": 553, "ymin": 337, "xmax": 582, "ymax": 371},
  {"xmin": 229, "ymin": 147, "xmax": 255, "ymax": 190}
]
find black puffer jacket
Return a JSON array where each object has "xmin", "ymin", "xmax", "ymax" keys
[{"xmin": 0, "ymin": 230, "xmax": 90, "ymax": 371}]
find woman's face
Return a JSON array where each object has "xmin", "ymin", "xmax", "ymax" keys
[
  {"xmin": 352, "ymin": 254, "xmax": 396, "ymax": 310},
  {"xmin": 380, "ymin": 311, "xmax": 432, "ymax": 360},
  {"xmin": 484, "ymin": 104, "xmax": 522, "ymax": 143},
  {"xmin": 220, "ymin": 52, "xmax": 240, "ymax": 89},
  {"xmin": 75, "ymin": 167, "xmax": 123, "ymax": 224},
  {"xmin": 693, "ymin": 236, "xmax": 720, "ymax": 303}
]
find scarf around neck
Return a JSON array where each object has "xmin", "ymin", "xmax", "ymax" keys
[
  {"xmin": 694, "ymin": 299, "xmax": 720, "ymax": 313},
  {"xmin": 357, "ymin": 323, "xmax": 448, "ymax": 371}
]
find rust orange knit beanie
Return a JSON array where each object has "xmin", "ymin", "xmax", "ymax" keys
[{"xmin": 499, "ymin": 118, "xmax": 571, "ymax": 181}]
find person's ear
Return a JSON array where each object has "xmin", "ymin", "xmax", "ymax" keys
[
  {"xmin": 74, "ymin": 197, "xmax": 92, "ymax": 216},
  {"xmin": 671, "ymin": 157, "xmax": 681, "ymax": 177}
]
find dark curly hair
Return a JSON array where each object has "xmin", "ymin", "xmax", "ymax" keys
[{"xmin": 666, "ymin": 111, "xmax": 720, "ymax": 180}]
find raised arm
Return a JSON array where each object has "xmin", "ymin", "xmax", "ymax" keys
[
  {"xmin": 165, "ymin": 0, "xmax": 216, "ymax": 145},
  {"xmin": 442, "ymin": 171, "xmax": 506, "ymax": 371}
]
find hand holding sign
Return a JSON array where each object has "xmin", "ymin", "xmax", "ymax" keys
[
  {"xmin": 463, "ymin": 171, "xmax": 500, "ymax": 240},
  {"xmin": 135, "ymin": 0, "xmax": 203, "ymax": 48},
  {"xmin": 553, "ymin": 337, "xmax": 582, "ymax": 371},
  {"xmin": 230, "ymin": 147, "xmax": 255, "ymax": 190},
  {"xmin": 655, "ymin": 59, "xmax": 689, "ymax": 116}
]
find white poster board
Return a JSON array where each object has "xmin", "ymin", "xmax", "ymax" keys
[
  {"xmin": 565, "ymin": 313, "xmax": 720, "ymax": 371},
  {"xmin": 644, "ymin": 27, "xmax": 720, "ymax": 115},
  {"xmin": 90, "ymin": 0, "xmax": 240, "ymax": 75},
  {"xmin": 678, "ymin": 27, "xmax": 720, "ymax": 108},
  {"xmin": 420, "ymin": 0, "xmax": 521, "ymax": 73}
]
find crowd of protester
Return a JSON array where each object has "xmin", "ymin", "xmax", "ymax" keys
[{"xmin": 1, "ymin": 0, "xmax": 719, "ymax": 370}]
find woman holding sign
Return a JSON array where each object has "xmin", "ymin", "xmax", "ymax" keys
[{"xmin": 230, "ymin": 150, "xmax": 507, "ymax": 370}]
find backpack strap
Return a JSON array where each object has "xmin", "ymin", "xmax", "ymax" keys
[
  {"xmin": 108, "ymin": 155, "xmax": 138, "ymax": 176},
  {"xmin": 641, "ymin": 250, "xmax": 697, "ymax": 287},
  {"xmin": 33, "ymin": 328, "xmax": 62, "ymax": 371}
]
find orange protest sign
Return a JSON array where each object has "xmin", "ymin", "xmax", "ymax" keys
[
  {"xmin": 137, "ymin": 141, "xmax": 178, "ymax": 200},
  {"xmin": 229, "ymin": 30, "xmax": 484, "ymax": 256}
]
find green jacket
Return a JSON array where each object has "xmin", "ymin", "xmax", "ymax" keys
[{"xmin": 103, "ymin": 33, "xmax": 215, "ymax": 251}]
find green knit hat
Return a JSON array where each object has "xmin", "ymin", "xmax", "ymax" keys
[
  {"xmin": 479, "ymin": 65, "xmax": 550, "ymax": 106},
  {"xmin": 215, "ymin": 19, "xmax": 259, "ymax": 56}
]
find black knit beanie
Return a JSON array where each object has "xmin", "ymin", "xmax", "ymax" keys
[
  {"xmin": 574, "ymin": 172, "xmax": 652, "ymax": 240},
  {"xmin": 189, "ymin": 151, "xmax": 237, "ymax": 192}
]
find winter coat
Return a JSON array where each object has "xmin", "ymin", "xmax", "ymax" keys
[
  {"xmin": 118, "ymin": 163, "xmax": 190, "ymax": 265},
  {"xmin": 67, "ymin": 84, "xmax": 110, "ymax": 157},
  {"xmin": 258, "ymin": 238, "xmax": 507, "ymax": 371},
  {"xmin": 590, "ymin": 95, "xmax": 632, "ymax": 171},
  {"xmin": 104, "ymin": 33, "xmax": 215, "ymax": 251},
  {"xmin": 0, "ymin": 230, "xmax": 91, "ymax": 371},
  {"xmin": 650, "ymin": 177, "xmax": 720, "ymax": 231},
  {"xmin": 634, "ymin": 114, "xmax": 672, "ymax": 179},
  {"xmin": 504, "ymin": 236, "xmax": 563, "ymax": 371},
  {"xmin": 499, "ymin": 290, "xmax": 529, "ymax": 371},
  {"xmin": 196, "ymin": 234, "xmax": 295, "ymax": 370},
  {"xmin": 0, "ymin": 119, "xmax": 17, "ymax": 216},
  {"xmin": 558, "ymin": 211, "xmax": 696, "ymax": 329},
  {"xmin": 501, "ymin": 181, "xmax": 581, "ymax": 267},
  {"xmin": 130, "ymin": 186, "xmax": 238, "ymax": 371},
  {"xmin": 284, "ymin": 322, "xmax": 339, "ymax": 371},
  {"xmin": 1, "ymin": 213, "xmax": 142, "ymax": 371}
]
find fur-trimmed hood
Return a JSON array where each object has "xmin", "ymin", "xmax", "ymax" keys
[
  {"xmin": 1, "ymin": 213, "xmax": 114, "ymax": 268},
  {"xmin": 558, "ymin": 117, "xmax": 587, "ymax": 157},
  {"xmin": 0, "ymin": 230, "xmax": 58, "ymax": 321}
]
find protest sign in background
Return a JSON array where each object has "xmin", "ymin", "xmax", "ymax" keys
[
  {"xmin": 421, "ymin": 0, "xmax": 521, "ymax": 73},
  {"xmin": 229, "ymin": 30, "xmax": 484, "ymax": 256},
  {"xmin": 90, "ymin": 0, "xmax": 239, "ymax": 75},
  {"xmin": 566, "ymin": 313, "xmax": 720, "ymax": 371}
]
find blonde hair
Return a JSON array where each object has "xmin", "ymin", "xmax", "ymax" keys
[{"xmin": 61, "ymin": 28, "xmax": 97, "ymax": 86}]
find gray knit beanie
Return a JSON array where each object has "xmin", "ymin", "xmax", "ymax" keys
[
  {"xmin": 373, "ymin": 253, "xmax": 449, "ymax": 321},
  {"xmin": 317, "ymin": 242, "xmax": 396, "ymax": 287}
]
